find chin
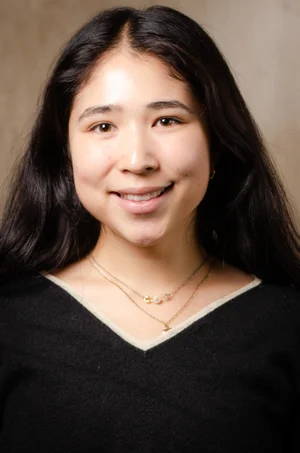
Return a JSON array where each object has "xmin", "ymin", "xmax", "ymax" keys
[
  {"xmin": 116, "ymin": 226, "xmax": 168, "ymax": 248},
  {"xmin": 124, "ymin": 234, "xmax": 164, "ymax": 248}
]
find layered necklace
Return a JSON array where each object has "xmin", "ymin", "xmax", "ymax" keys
[{"xmin": 88, "ymin": 254, "xmax": 214, "ymax": 333}]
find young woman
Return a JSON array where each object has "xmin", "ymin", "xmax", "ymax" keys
[{"xmin": 0, "ymin": 5, "xmax": 299, "ymax": 452}]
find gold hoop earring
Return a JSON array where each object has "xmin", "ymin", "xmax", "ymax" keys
[{"xmin": 210, "ymin": 169, "xmax": 216, "ymax": 180}]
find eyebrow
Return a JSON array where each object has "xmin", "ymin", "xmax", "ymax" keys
[{"xmin": 77, "ymin": 100, "xmax": 195, "ymax": 123}]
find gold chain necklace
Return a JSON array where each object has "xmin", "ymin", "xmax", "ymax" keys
[
  {"xmin": 88, "ymin": 256, "xmax": 215, "ymax": 334},
  {"xmin": 89, "ymin": 254, "xmax": 208, "ymax": 304}
]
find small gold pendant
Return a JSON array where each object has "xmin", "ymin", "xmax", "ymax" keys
[{"xmin": 162, "ymin": 324, "xmax": 171, "ymax": 334}]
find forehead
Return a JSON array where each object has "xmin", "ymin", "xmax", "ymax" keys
[{"xmin": 71, "ymin": 49, "xmax": 195, "ymax": 112}]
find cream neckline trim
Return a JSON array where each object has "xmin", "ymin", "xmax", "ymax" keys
[{"xmin": 41, "ymin": 272, "xmax": 263, "ymax": 352}]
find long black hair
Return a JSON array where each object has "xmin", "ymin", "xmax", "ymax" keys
[{"xmin": 1, "ymin": 5, "xmax": 299, "ymax": 287}]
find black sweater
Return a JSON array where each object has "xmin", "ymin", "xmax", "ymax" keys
[{"xmin": 0, "ymin": 273, "xmax": 299, "ymax": 452}]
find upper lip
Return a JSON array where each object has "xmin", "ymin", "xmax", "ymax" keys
[{"xmin": 112, "ymin": 183, "xmax": 173, "ymax": 195}]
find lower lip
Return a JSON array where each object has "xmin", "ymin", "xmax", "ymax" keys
[{"xmin": 112, "ymin": 185, "xmax": 174, "ymax": 214}]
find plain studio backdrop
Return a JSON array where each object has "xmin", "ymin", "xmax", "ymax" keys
[{"xmin": 0, "ymin": 0, "xmax": 299, "ymax": 224}]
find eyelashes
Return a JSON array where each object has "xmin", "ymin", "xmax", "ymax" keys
[
  {"xmin": 88, "ymin": 117, "xmax": 183, "ymax": 134},
  {"xmin": 156, "ymin": 117, "xmax": 182, "ymax": 127},
  {"xmin": 90, "ymin": 123, "xmax": 114, "ymax": 133}
]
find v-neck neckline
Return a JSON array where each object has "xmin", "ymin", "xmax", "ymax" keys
[{"xmin": 40, "ymin": 272, "xmax": 263, "ymax": 352}]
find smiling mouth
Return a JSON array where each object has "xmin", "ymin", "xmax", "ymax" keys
[{"xmin": 112, "ymin": 183, "xmax": 174, "ymax": 201}]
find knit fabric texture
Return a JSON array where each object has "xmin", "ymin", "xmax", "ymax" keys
[{"xmin": 0, "ymin": 273, "xmax": 299, "ymax": 452}]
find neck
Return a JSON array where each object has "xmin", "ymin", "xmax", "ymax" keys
[{"xmin": 90, "ymin": 226, "xmax": 209, "ymax": 293}]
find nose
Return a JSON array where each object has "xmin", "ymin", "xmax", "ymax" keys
[{"xmin": 116, "ymin": 127, "xmax": 159, "ymax": 174}]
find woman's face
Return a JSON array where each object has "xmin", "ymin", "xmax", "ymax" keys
[{"xmin": 68, "ymin": 48, "xmax": 211, "ymax": 247}]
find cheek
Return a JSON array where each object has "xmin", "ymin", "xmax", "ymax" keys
[
  {"xmin": 164, "ymin": 135, "xmax": 210, "ymax": 180},
  {"xmin": 71, "ymin": 139, "xmax": 114, "ymax": 186}
]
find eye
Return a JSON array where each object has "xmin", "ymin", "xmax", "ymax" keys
[
  {"xmin": 156, "ymin": 117, "xmax": 182, "ymax": 127},
  {"xmin": 89, "ymin": 123, "xmax": 114, "ymax": 133}
]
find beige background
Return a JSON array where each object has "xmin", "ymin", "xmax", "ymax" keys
[{"xmin": 1, "ymin": 0, "xmax": 299, "ymax": 221}]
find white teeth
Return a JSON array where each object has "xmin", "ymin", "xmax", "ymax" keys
[{"xmin": 121, "ymin": 189, "xmax": 164, "ymax": 201}]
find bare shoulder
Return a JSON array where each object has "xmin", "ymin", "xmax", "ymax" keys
[
  {"xmin": 211, "ymin": 259, "xmax": 257, "ymax": 290},
  {"xmin": 48, "ymin": 258, "xmax": 91, "ymax": 293}
]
